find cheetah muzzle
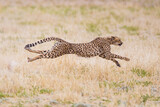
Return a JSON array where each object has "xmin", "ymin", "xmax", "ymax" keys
[{"xmin": 24, "ymin": 36, "xmax": 130, "ymax": 67}]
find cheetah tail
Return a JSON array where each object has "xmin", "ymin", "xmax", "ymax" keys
[{"xmin": 24, "ymin": 37, "xmax": 64, "ymax": 49}]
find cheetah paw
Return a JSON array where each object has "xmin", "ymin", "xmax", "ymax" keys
[
  {"xmin": 115, "ymin": 62, "xmax": 121, "ymax": 67},
  {"xmin": 27, "ymin": 57, "xmax": 31, "ymax": 62},
  {"xmin": 117, "ymin": 63, "xmax": 121, "ymax": 67},
  {"xmin": 124, "ymin": 57, "xmax": 130, "ymax": 61}
]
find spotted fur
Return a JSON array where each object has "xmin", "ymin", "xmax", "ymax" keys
[{"xmin": 24, "ymin": 36, "xmax": 130, "ymax": 67}]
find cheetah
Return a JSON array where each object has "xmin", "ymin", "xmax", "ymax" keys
[{"xmin": 24, "ymin": 36, "xmax": 130, "ymax": 67}]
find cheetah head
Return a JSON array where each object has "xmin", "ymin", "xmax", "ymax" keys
[{"xmin": 110, "ymin": 36, "xmax": 123, "ymax": 46}]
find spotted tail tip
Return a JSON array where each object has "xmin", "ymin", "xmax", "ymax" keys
[{"xmin": 24, "ymin": 44, "xmax": 30, "ymax": 50}]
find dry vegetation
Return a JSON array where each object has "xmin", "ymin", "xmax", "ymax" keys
[{"xmin": 0, "ymin": 0, "xmax": 160, "ymax": 107}]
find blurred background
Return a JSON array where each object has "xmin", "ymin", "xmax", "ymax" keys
[{"xmin": 0, "ymin": 0, "xmax": 160, "ymax": 107}]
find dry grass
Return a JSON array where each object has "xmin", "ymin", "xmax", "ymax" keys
[{"xmin": 0, "ymin": 0, "xmax": 160, "ymax": 106}]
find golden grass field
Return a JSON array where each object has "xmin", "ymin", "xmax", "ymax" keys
[{"xmin": 0, "ymin": 0, "xmax": 160, "ymax": 107}]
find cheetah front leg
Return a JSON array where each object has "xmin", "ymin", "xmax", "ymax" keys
[
  {"xmin": 110, "ymin": 53, "xmax": 130, "ymax": 61},
  {"xmin": 99, "ymin": 53, "xmax": 121, "ymax": 67},
  {"xmin": 110, "ymin": 58, "xmax": 121, "ymax": 67}
]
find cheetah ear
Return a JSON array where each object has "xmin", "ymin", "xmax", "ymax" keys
[{"xmin": 111, "ymin": 36, "xmax": 115, "ymax": 40}]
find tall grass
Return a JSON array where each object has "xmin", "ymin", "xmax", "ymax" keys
[{"xmin": 0, "ymin": 0, "xmax": 160, "ymax": 106}]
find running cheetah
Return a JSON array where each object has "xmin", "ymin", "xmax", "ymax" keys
[{"xmin": 24, "ymin": 36, "xmax": 130, "ymax": 67}]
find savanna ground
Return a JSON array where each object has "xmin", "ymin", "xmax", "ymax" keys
[{"xmin": 0, "ymin": 0, "xmax": 160, "ymax": 107}]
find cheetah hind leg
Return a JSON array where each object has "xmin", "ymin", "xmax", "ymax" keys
[
  {"xmin": 27, "ymin": 55, "xmax": 43, "ymax": 62},
  {"xmin": 25, "ymin": 48, "xmax": 44, "ymax": 54}
]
